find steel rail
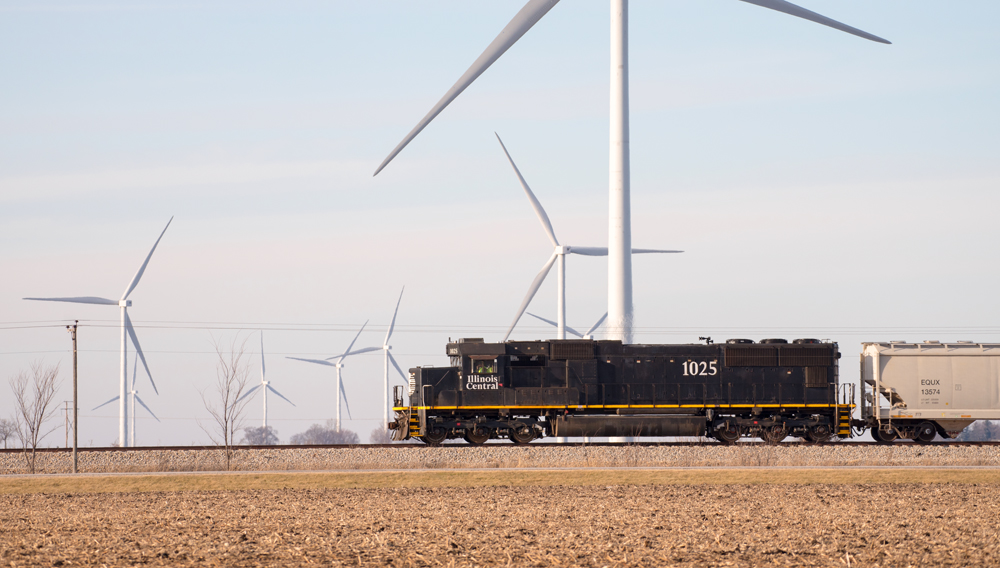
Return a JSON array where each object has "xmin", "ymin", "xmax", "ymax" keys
[{"xmin": 2, "ymin": 441, "xmax": 999, "ymax": 454}]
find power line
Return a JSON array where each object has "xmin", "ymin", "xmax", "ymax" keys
[
  {"xmin": 0, "ymin": 350, "xmax": 447, "ymax": 357},
  {"xmin": 4, "ymin": 318, "xmax": 1000, "ymax": 334}
]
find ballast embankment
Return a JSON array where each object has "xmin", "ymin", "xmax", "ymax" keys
[{"xmin": 2, "ymin": 443, "xmax": 999, "ymax": 475}]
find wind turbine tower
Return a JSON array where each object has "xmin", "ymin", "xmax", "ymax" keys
[
  {"xmin": 372, "ymin": 0, "xmax": 889, "ymax": 343},
  {"xmin": 237, "ymin": 331, "xmax": 296, "ymax": 429},
  {"xmin": 94, "ymin": 358, "xmax": 160, "ymax": 447},
  {"xmin": 25, "ymin": 217, "xmax": 173, "ymax": 446},
  {"xmin": 496, "ymin": 134, "xmax": 680, "ymax": 341},
  {"xmin": 287, "ymin": 322, "xmax": 376, "ymax": 431},
  {"xmin": 379, "ymin": 288, "xmax": 408, "ymax": 430}
]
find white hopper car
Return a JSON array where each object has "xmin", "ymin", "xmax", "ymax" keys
[{"xmin": 861, "ymin": 341, "xmax": 1000, "ymax": 442}]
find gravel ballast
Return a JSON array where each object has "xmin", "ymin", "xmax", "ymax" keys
[{"xmin": 2, "ymin": 443, "xmax": 998, "ymax": 474}]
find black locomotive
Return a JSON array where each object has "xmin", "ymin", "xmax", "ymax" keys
[{"xmin": 389, "ymin": 337, "xmax": 854, "ymax": 444}]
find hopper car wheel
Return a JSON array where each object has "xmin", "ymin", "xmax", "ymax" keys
[
  {"xmin": 715, "ymin": 424, "xmax": 741, "ymax": 445},
  {"xmin": 463, "ymin": 426, "xmax": 491, "ymax": 445},
  {"xmin": 915, "ymin": 422, "xmax": 937, "ymax": 444},
  {"xmin": 873, "ymin": 426, "xmax": 898, "ymax": 444},
  {"xmin": 760, "ymin": 425, "xmax": 788, "ymax": 445},
  {"xmin": 420, "ymin": 427, "xmax": 448, "ymax": 446},
  {"xmin": 508, "ymin": 424, "xmax": 535, "ymax": 445}
]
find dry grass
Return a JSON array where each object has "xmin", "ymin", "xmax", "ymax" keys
[
  {"xmin": 3, "ymin": 468, "xmax": 1000, "ymax": 495},
  {"xmin": 2, "ymin": 482, "xmax": 999, "ymax": 567}
]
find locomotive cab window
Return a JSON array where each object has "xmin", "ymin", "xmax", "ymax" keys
[
  {"xmin": 510, "ymin": 355, "xmax": 546, "ymax": 367},
  {"xmin": 470, "ymin": 356, "xmax": 497, "ymax": 374}
]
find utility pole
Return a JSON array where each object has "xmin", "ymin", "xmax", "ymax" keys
[
  {"xmin": 63, "ymin": 401, "xmax": 70, "ymax": 447},
  {"xmin": 67, "ymin": 321, "xmax": 78, "ymax": 474}
]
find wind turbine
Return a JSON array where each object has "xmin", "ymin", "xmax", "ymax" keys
[
  {"xmin": 527, "ymin": 312, "xmax": 607, "ymax": 340},
  {"xmin": 372, "ymin": 0, "xmax": 889, "ymax": 343},
  {"xmin": 24, "ymin": 217, "xmax": 173, "ymax": 447},
  {"xmin": 93, "ymin": 358, "xmax": 160, "ymax": 447},
  {"xmin": 496, "ymin": 134, "xmax": 680, "ymax": 341},
  {"xmin": 377, "ymin": 288, "xmax": 408, "ymax": 430},
  {"xmin": 237, "ymin": 331, "xmax": 295, "ymax": 429},
  {"xmin": 287, "ymin": 322, "xmax": 375, "ymax": 431}
]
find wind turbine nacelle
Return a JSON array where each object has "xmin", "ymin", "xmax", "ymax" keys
[
  {"xmin": 119, "ymin": 300, "xmax": 132, "ymax": 307},
  {"xmin": 555, "ymin": 246, "xmax": 568, "ymax": 255}
]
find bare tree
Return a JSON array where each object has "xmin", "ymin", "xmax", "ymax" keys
[
  {"xmin": 0, "ymin": 418, "xmax": 16, "ymax": 449},
  {"xmin": 369, "ymin": 427, "xmax": 393, "ymax": 444},
  {"xmin": 200, "ymin": 336, "xmax": 253, "ymax": 470},
  {"xmin": 9, "ymin": 361, "xmax": 61, "ymax": 473}
]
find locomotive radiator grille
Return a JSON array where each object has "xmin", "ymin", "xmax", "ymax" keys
[
  {"xmin": 779, "ymin": 347, "xmax": 834, "ymax": 367},
  {"xmin": 724, "ymin": 347, "xmax": 777, "ymax": 367},
  {"xmin": 551, "ymin": 341, "xmax": 595, "ymax": 360}
]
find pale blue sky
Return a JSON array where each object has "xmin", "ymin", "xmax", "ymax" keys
[{"xmin": 1, "ymin": 1, "xmax": 998, "ymax": 446}]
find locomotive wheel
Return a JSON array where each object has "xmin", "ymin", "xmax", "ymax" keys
[
  {"xmin": 714, "ymin": 423, "xmax": 741, "ymax": 445},
  {"xmin": 915, "ymin": 422, "xmax": 937, "ymax": 444},
  {"xmin": 803, "ymin": 424, "xmax": 833, "ymax": 444},
  {"xmin": 759, "ymin": 425, "xmax": 788, "ymax": 445},
  {"xmin": 872, "ymin": 426, "xmax": 898, "ymax": 444},
  {"xmin": 420, "ymin": 427, "xmax": 448, "ymax": 446},
  {"xmin": 463, "ymin": 426, "xmax": 491, "ymax": 445},
  {"xmin": 508, "ymin": 424, "xmax": 535, "ymax": 445}
]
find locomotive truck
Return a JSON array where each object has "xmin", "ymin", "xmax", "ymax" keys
[{"xmin": 389, "ymin": 337, "xmax": 854, "ymax": 444}]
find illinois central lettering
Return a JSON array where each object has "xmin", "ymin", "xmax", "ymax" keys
[{"xmin": 466, "ymin": 374, "xmax": 499, "ymax": 390}]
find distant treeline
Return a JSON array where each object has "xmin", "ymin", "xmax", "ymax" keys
[{"xmin": 241, "ymin": 420, "xmax": 394, "ymax": 445}]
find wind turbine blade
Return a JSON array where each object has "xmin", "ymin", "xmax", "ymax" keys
[
  {"xmin": 526, "ymin": 311, "xmax": 558, "ymax": 327},
  {"xmin": 340, "ymin": 380, "xmax": 352, "ymax": 420},
  {"xmin": 738, "ymin": 0, "xmax": 890, "ymax": 44},
  {"xmin": 267, "ymin": 385, "xmax": 296, "ymax": 407},
  {"xmin": 566, "ymin": 247, "xmax": 607, "ymax": 257},
  {"xmin": 585, "ymin": 312, "xmax": 609, "ymax": 338},
  {"xmin": 503, "ymin": 251, "xmax": 558, "ymax": 342},
  {"xmin": 373, "ymin": 0, "xmax": 563, "ymax": 176},
  {"xmin": 93, "ymin": 395, "xmax": 119, "ymax": 411},
  {"xmin": 235, "ymin": 384, "xmax": 261, "ymax": 404},
  {"xmin": 260, "ymin": 330, "xmax": 266, "ymax": 381},
  {"xmin": 125, "ymin": 312, "xmax": 157, "ymax": 395},
  {"xmin": 339, "ymin": 320, "xmax": 369, "ymax": 360},
  {"xmin": 495, "ymin": 133, "xmax": 559, "ymax": 247},
  {"xmin": 286, "ymin": 356, "xmax": 335, "ymax": 367},
  {"xmin": 135, "ymin": 396, "xmax": 161, "ymax": 422},
  {"xmin": 526, "ymin": 312, "xmax": 583, "ymax": 338},
  {"xmin": 568, "ymin": 246, "xmax": 682, "ymax": 256},
  {"xmin": 383, "ymin": 287, "xmax": 404, "ymax": 346},
  {"xmin": 23, "ymin": 296, "xmax": 118, "ymax": 305},
  {"xmin": 335, "ymin": 346, "xmax": 382, "ymax": 358},
  {"xmin": 121, "ymin": 216, "xmax": 173, "ymax": 301},
  {"xmin": 387, "ymin": 352, "xmax": 407, "ymax": 382}
]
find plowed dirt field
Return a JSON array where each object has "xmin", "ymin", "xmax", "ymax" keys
[{"xmin": 2, "ymin": 481, "xmax": 998, "ymax": 567}]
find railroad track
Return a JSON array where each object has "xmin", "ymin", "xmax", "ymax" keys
[{"xmin": 3, "ymin": 440, "xmax": 999, "ymax": 453}]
